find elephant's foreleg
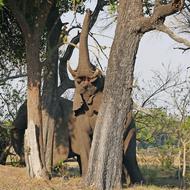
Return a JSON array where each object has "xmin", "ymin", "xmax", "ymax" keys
[
  {"xmin": 76, "ymin": 155, "xmax": 82, "ymax": 175},
  {"xmin": 11, "ymin": 128, "xmax": 25, "ymax": 165},
  {"xmin": 77, "ymin": 130, "xmax": 91, "ymax": 176}
]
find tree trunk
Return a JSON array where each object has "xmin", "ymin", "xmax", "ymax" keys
[
  {"xmin": 86, "ymin": 0, "xmax": 185, "ymax": 187},
  {"xmin": 86, "ymin": 14, "xmax": 142, "ymax": 190},
  {"xmin": 24, "ymin": 35, "xmax": 47, "ymax": 178},
  {"xmin": 5, "ymin": 0, "xmax": 55, "ymax": 178},
  {"xmin": 177, "ymin": 149, "xmax": 182, "ymax": 180},
  {"xmin": 182, "ymin": 142, "xmax": 186, "ymax": 178}
]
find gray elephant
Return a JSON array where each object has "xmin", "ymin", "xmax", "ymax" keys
[
  {"xmin": 11, "ymin": 101, "xmax": 27, "ymax": 165},
  {"xmin": 11, "ymin": 98, "xmax": 82, "ymax": 171},
  {"xmin": 68, "ymin": 9, "xmax": 143, "ymax": 184}
]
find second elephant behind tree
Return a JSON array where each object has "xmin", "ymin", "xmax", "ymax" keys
[{"xmin": 11, "ymin": 98, "xmax": 77, "ymax": 168}]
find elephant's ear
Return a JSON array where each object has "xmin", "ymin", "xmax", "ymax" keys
[{"xmin": 73, "ymin": 92, "xmax": 83, "ymax": 111}]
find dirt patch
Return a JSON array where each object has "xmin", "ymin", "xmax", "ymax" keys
[{"xmin": 0, "ymin": 165, "xmax": 85, "ymax": 190}]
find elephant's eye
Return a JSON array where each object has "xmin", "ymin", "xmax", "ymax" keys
[
  {"xmin": 76, "ymin": 78, "xmax": 82, "ymax": 84},
  {"xmin": 77, "ymin": 76, "xmax": 91, "ymax": 84}
]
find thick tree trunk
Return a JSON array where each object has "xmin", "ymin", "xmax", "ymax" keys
[
  {"xmin": 86, "ymin": 0, "xmax": 183, "ymax": 186},
  {"xmin": 6, "ymin": 0, "xmax": 55, "ymax": 179},
  {"xmin": 86, "ymin": 29, "xmax": 142, "ymax": 190},
  {"xmin": 86, "ymin": 2, "xmax": 143, "ymax": 189},
  {"xmin": 24, "ymin": 36, "xmax": 47, "ymax": 178}
]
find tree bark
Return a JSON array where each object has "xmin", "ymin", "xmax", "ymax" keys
[
  {"xmin": 86, "ymin": 0, "xmax": 184, "ymax": 189},
  {"xmin": 87, "ymin": 34, "xmax": 142, "ymax": 190},
  {"xmin": 86, "ymin": 2, "xmax": 143, "ymax": 188},
  {"xmin": 24, "ymin": 35, "xmax": 46, "ymax": 178},
  {"xmin": 7, "ymin": 1, "xmax": 54, "ymax": 178},
  {"xmin": 182, "ymin": 142, "xmax": 186, "ymax": 177}
]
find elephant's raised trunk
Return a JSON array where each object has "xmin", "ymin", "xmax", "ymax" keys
[
  {"xmin": 68, "ymin": 9, "xmax": 101, "ymax": 79},
  {"xmin": 77, "ymin": 9, "xmax": 93, "ymax": 77}
]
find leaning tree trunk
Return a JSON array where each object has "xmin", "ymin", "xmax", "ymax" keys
[
  {"xmin": 86, "ymin": 2, "xmax": 143, "ymax": 190},
  {"xmin": 86, "ymin": 0, "xmax": 184, "ymax": 188},
  {"xmin": 24, "ymin": 35, "xmax": 47, "ymax": 178}
]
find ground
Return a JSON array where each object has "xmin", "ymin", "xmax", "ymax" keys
[
  {"xmin": 0, "ymin": 163, "xmax": 186, "ymax": 190},
  {"xmin": 0, "ymin": 164, "xmax": 85, "ymax": 190},
  {"xmin": 1, "ymin": 149, "xmax": 189, "ymax": 190}
]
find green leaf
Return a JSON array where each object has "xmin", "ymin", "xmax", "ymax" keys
[{"xmin": 0, "ymin": 0, "xmax": 4, "ymax": 8}]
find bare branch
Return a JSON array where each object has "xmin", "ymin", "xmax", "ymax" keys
[
  {"xmin": 0, "ymin": 74, "xmax": 27, "ymax": 86},
  {"xmin": 174, "ymin": 47, "xmax": 190, "ymax": 52},
  {"xmin": 156, "ymin": 24, "xmax": 190, "ymax": 47},
  {"xmin": 57, "ymin": 80, "xmax": 75, "ymax": 96},
  {"xmin": 153, "ymin": 0, "xmax": 184, "ymax": 18},
  {"xmin": 89, "ymin": 32, "xmax": 109, "ymax": 60}
]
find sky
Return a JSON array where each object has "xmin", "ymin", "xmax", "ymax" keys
[{"xmin": 135, "ymin": 30, "xmax": 190, "ymax": 81}]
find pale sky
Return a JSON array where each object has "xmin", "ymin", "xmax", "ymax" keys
[{"xmin": 135, "ymin": 30, "xmax": 189, "ymax": 81}]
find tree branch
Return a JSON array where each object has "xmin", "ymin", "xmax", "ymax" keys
[
  {"xmin": 5, "ymin": 0, "xmax": 30, "ymax": 38},
  {"xmin": 138, "ymin": 0, "xmax": 185, "ymax": 33},
  {"xmin": 156, "ymin": 24, "xmax": 190, "ymax": 47},
  {"xmin": 153, "ymin": 0, "xmax": 184, "ymax": 18},
  {"xmin": 57, "ymin": 80, "xmax": 75, "ymax": 97},
  {"xmin": 0, "ymin": 74, "xmax": 27, "ymax": 86},
  {"xmin": 35, "ymin": 0, "xmax": 54, "ymax": 36}
]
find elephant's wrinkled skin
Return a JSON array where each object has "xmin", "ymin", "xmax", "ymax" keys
[
  {"xmin": 68, "ymin": 9, "xmax": 144, "ymax": 183},
  {"xmin": 68, "ymin": 81, "xmax": 103, "ymax": 176}
]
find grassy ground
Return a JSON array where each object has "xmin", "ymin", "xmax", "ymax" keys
[{"xmin": 0, "ymin": 157, "xmax": 189, "ymax": 190}]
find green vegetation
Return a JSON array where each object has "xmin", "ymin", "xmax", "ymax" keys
[{"xmin": 0, "ymin": 0, "xmax": 3, "ymax": 7}]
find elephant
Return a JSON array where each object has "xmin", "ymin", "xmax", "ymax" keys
[
  {"xmin": 0, "ymin": 124, "xmax": 11, "ymax": 165},
  {"xmin": 11, "ymin": 98, "xmax": 82, "ymax": 173},
  {"xmin": 11, "ymin": 101, "xmax": 27, "ymax": 164},
  {"xmin": 67, "ymin": 9, "xmax": 144, "ymax": 184}
]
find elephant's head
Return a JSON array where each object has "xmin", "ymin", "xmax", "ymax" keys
[{"xmin": 68, "ymin": 9, "xmax": 104, "ymax": 111}]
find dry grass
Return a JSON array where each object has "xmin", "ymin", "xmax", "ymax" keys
[
  {"xmin": 0, "ymin": 164, "xmax": 85, "ymax": 190},
  {"xmin": 0, "ymin": 164, "xmax": 184, "ymax": 190},
  {"xmin": 0, "ymin": 157, "xmax": 189, "ymax": 190}
]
